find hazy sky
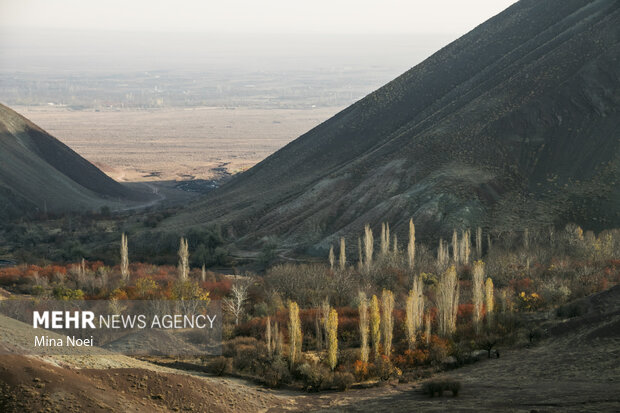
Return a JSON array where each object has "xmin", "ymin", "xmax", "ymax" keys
[{"xmin": 1, "ymin": 0, "xmax": 518, "ymax": 34}]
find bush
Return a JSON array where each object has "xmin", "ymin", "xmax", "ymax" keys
[
  {"xmin": 232, "ymin": 344, "xmax": 260, "ymax": 373},
  {"xmin": 370, "ymin": 355, "xmax": 400, "ymax": 381},
  {"xmin": 222, "ymin": 336, "xmax": 259, "ymax": 357},
  {"xmin": 393, "ymin": 349, "xmax": 429, "ymax": 369},
  {"xmin": 332, "ymin": 372, "xmax": 355, "ymax": 391},
  {"xmin": 205, "ymin": 356, "xmax": 232, "ymax": 376},
  {"xmin": 353, "ymin": 360, "xmax": 369, "ymax": 381},
  {"xmin": 263, "ymin": 356, "xmax": 291, "ymax": 388},
  {"xmin": 428, "ymin": 336, "xmax": 451, "ymax": 365},
  {"xmin": 296, "ymin": 363, "xmax": 332, "ymax": 392},
  {"xmin": 222, "ymin": 336, "xmax": 267, "ymax": 374},
  {"xmin": 422, "ymin": 379, "xmax": 461, "ymax": 397},
  {"xmin": 556, "ymin": 301, "xmax": 588, "ymax": 318}
]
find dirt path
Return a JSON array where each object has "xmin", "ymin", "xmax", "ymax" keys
[{"xmin": 114, "ymin": 182, "xmax": 166, "ymax": 212}]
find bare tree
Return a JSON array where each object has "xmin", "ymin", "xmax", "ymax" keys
[
  {"xmin": 381, "ymin": 289, "xmax": 394, "ymax": 357},
  {"xmin": 328, "ymin": 246, "xmax": 335, "ymax": 269},
  {"xmin": 223, "ymin": 281, "xmax": 249, "ymax": 325}
]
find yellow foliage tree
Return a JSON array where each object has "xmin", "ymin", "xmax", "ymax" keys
[
  {"xmin": 327, "ymin": 308, "xmax": 338, "ymax": 370},
  {"xmin": 472, "ymin": 260, "xmax": 485, "ymax": 334},
  {"xmin": 485, "ymin": 277, "xmax": 494, "ymax": 327},
  {"xmin": 364, "ymin": 224, "xmax": 374, "ymax": 271},
  {"xmin": 437, "ymin": 265, "xmax": 459, "ymax": 337},
  {"xmin": 405, "ymin": 276, "xmax": 424, "ymax": 348},
  {"xmin": 358, "ymin": 291, "xmax": 369, "ymax": 364},
  {"xmin": 370, "ymin": 294, "xmax": 381, "ymax": 358},
  {"xmin": 288, "ymin": 301, "xmax": 302, "ymax": 367},
  {"xmin": 408, "ymin": 219, "xmax": 416, "ymax": 269}
]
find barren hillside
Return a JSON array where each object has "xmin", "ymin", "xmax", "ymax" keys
[
  {"xmin": 167, "ymin": 0, "xmax": 620, "ymax": 253},
  {"xmin": 0, "ymin": 103, "xmax": 150, "ymax": 219}
]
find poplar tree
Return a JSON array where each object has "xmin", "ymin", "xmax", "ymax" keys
[
  {"xmin": 288, "ymin": 301, "xmax": 302, "ymax": 367},
  {"xmin": 485, "ymin": 277, "xmax": 494, "ymax": 327},
  {"xmin": 392, "ymin": 234, "xmax": 398, "ymax": 255},
  {"xmin": 327, "ymin": 308, "xmax": 338, "ymax": 370},
  {"xmin": 266, "ymin": 316, "xmax": 272, "ymax": 357},
  {"xmin": 370, "ymin": 294, "xmax": 381, "ymax": 358},
  {"xmin": 357, "ymin": 237, "xmax": 363, "ymax": 271},
  {"xmin": 476, "ymin": 227, "xmax": 483, "ymax": 259},
  {"xmin": 178, "ymin": 237, "xmax": 189, "ymax": 281},
  {"xmin": 275, "ymin": 322, "xmax": 283, "ymax": 355},
  {"xmin": 364, "ymin": 225, "xmax": 374, "ymax": 271},
  {"xmin": 452, "ymin": 230, "xmax": 459, "ymax": 264},
  {"xmin": 381, "ymin": 289, "xmax": 394, "ymax": 357},
  {"xmin": 339, "ymin": 237, "xmax": 346, "ymax": 270},
  {"xmin": 424, "ymin": 312, "xmax": 432, "ymax": 345},
  {"xmin": 405, "ymin": 276, "xmax": 424, "ymax": 348},
  {"xmin": 408, "ymin": 219, "xmax": 416, "ymax": 270},
  {"xmin": 437, "ymin": 265, "xmax": 459, "ymax": 337},
  {"xmin": 380, "ymin": 223, "xmax": 387, "ymax": 256},
  {"xmin": 120, "ymin": 233, "xmax": 129, "ymax": 282},
  {"xmin": 358, "ymin": 291, "xmax": 369, "ymax": 364},
  {"xmin": 472, "ymin": 260, "xmax": 485, "ymax": 334}
]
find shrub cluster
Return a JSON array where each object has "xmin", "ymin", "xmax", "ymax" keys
[{"xmin": 422, "ymin": 379, "xmax": 461, "ymax": 397}]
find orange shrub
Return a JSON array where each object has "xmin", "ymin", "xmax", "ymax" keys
[
  {"xmin": 393, "ymin": 348, "xmax": 429, "ymax": 369},
  {"xmin": 201, "ymin": 279, "xmax": 232, "ymax": 299},
  {"xmin": 353, "ymin": 360, "xmax": 369, "ymax": 381}
]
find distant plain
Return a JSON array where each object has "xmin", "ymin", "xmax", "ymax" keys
[{"xmin": 15, "ymin": 105, "xmax": 343, "ymax": 182}]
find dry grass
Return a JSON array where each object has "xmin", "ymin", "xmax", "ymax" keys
[{"xmin": 14, "ymin": 106, "xmax": 343, "ymax": 182}]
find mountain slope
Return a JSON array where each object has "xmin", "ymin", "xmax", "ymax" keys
[
  {"xmin": 0, "ymin": 104, "xmax": 142, "ymax": 219},
  {"xmin": 169, "ymin": 0, "xmax": 620, "ymax": 252}
]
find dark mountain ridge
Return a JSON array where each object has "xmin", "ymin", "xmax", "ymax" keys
[{"xmin": 167, "ymin": 0, "xmax": 620, "ymax": 252}]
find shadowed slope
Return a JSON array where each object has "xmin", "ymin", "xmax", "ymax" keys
[
  {"xmin": 169, "ymin": 0, "xmax": 620, "ymax": 252},
  {"xmin": 0, "ymin": 103, "xmax": 145, "ymax": 218}
]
